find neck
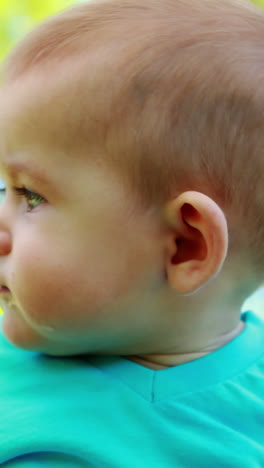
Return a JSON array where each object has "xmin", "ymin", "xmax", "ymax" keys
[{"xmin": 129, "ymin": 319, "xmax": 245, "ymax": 370}]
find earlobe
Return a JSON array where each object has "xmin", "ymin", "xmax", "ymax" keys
[{"xmin": 163, "ymin": 192, "xmax": 228, "ymax": 295}]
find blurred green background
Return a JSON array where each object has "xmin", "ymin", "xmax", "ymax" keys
[
  {"xmin": 0, "ymin": 0, "xmax": 264, "ymax": 61},
  {"xmin": 0, "ymin": 0, "xmax": 83, "ymax": 61}
]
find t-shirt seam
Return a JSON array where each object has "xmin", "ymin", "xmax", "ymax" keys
[{"xmin": 93, "ymin": 349, "xmax": 264, "ymax": 404}]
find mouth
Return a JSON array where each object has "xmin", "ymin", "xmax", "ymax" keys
[{"xmin": 0, "ymin": 287, "xmax": 16, "ymax": 309}]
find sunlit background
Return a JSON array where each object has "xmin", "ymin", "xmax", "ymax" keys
[
  {"xmin": 0, "ymin": 0, "xmax": 264, "ymax": 316},
  {"xmin": 0, "ymin": 0, "xmax": 84, "ymax": 61}
]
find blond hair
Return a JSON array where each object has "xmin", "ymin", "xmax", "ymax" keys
[{"xmin": 3, "ymin": 0, "xmax": 264, "ymax": 271}]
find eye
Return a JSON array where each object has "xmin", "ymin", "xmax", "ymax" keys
[
  {"xmin": 14, "ymin": 187, "xmax": 46, "ymax": 212},
  {"xmin": 0, "ymin": 179, "xmax": 5, "ymax": 205},
  {"xmin": 0, "ymin": 188, "xmax": 5, "ymax": 205}
]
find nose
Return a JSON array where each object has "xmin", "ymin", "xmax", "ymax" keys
[
  {"xmin": 0, "ymin": 231, "xmax": 11, "ymax": 256},
  {"xmin": 0, "ymin": 197, "xmax": 12, "ymax": 256}
]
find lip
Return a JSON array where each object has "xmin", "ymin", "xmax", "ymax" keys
[{"xmin": 0, "ymin": 287, "xmax": 15, "ymax": 309}]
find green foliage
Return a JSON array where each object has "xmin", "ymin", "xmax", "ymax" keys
[
  {"xmin": 252, "ymin": 0, "xmax": 264, "ymax": 6},
  {"xmin": 0, "ymin": 0, "xmax": 81, "ymax": 60}
]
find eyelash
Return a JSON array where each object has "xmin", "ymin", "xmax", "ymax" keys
[{"xmin": 14, "ymin": 187, "xmax": 46, "ymax": 212}]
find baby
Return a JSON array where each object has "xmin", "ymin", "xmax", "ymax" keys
[{"xmin": 0, "ymin": 0, "xmax": 264, "ymax": 466}]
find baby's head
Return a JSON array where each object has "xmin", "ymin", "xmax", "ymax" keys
[{"xmin": 0, "ymin": 0, "xmax": 263, "ymax": 360}]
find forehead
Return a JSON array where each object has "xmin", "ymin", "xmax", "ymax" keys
[
  {"xmin": 0, "ymin": 56, "xmax": 114, "ymax": 163},
  {"xmin": 0, "ymin": 77, "xmax": 66, "ymax": 163},
  {"xmin": 0, "ymin": 78, "xmax": 66, "ymax": 186},
  {"xmin": 0, "ymin": 78, "xmax": 90, "ymax": 193}
]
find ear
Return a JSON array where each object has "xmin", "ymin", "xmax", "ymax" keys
[{"xmin": 163, "ymin": 191, "xmax": 228, "ymax": 294}]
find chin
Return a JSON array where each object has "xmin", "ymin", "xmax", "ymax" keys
[{"xmin": 1, "ymin": 311, "xmax": 46, "ymax": 352}]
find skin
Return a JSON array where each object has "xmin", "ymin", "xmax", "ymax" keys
[{"xmin": 0, "ymin": 74, "xmax": 250, "ymax": 369}]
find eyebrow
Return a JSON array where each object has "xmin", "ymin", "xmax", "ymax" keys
[{"xmin": 1, "ymin": 161, "xmax": 50, "ymax": 186}]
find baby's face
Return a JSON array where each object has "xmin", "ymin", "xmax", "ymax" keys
[{"xmin": 0, "ymin": 77, "xmax": 165, "ymax": 355}]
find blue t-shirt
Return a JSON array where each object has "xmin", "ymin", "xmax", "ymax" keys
[{"xmin": 0, "ymin": 309, "xmax": 264, "ymax": 467}]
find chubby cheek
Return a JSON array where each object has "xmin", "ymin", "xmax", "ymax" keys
[
  {"xmin": 8, "ymin": 217, "xmax": 161, "ymax": 341},
  {"xmin": 9, "ymin": 237, "xmax": 138, "ymax": 334},
  {"xmin": 9, "ymin": 234, "xmax": 84, "ymax": 329},
  {"xmin": 11, "ymin": 253, "xmax": 75, "ymax": 329}
]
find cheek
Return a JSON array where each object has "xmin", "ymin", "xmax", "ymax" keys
[
  {"xmin": 11, "ymin": 253, "xmax": 74, "ymax": 326},
  {"xmin": 9, "ymin": 224, "xmax": 159, "ymax": 330},
  {"xmin": 9, "ymin": 234, "xmax": 86, "ymax": 325},
  {"xmin": 9, "ymin": 236, "xmax": 129, "ymax": 329}
]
